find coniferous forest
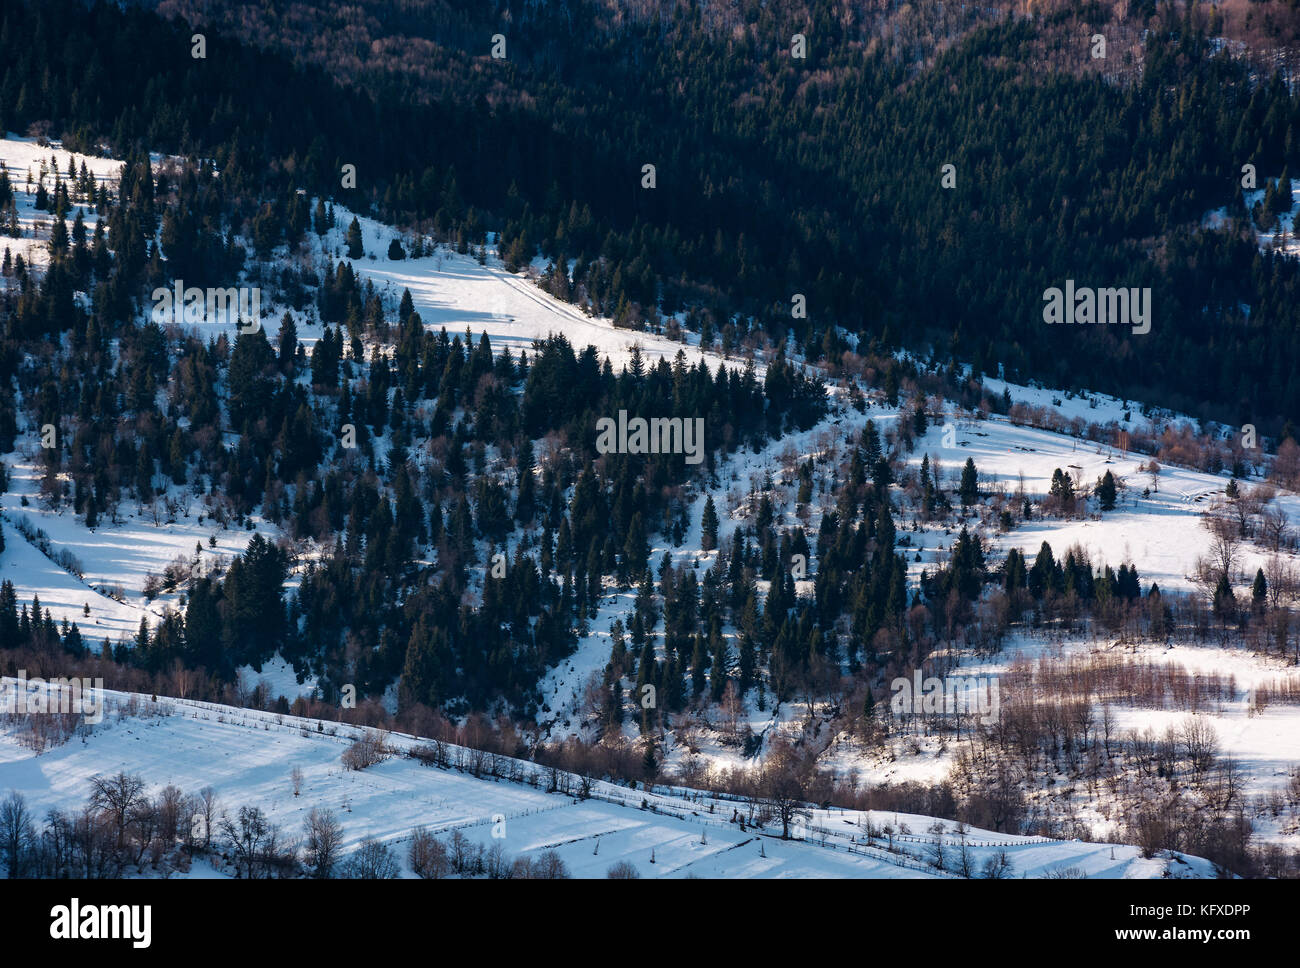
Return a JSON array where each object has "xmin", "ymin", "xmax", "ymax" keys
[{"xmin": 2, "ymin": 0, "xmax": 1300, "ymax": 897}]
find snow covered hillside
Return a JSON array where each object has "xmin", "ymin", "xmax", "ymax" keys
[
  {"xmin": 0, "ymin": 680, "xmax": 1218, "ymax": 879},
  {"xmin": 2, "ymin": 131, "xmax": 1297, "ymax": 880}
]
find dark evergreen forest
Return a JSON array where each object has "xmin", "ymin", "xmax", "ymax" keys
[{"xmin": 4, "ymin": 0, "xmax": 1300, "ymax": 430}]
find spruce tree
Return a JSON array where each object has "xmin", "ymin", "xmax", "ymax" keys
[
  {"xmin": 346, "ymin": 216, "xmax": 364, "ymax": 259},
  {"xmin": 1252, "ymin": 568, "xmax": 1268, "ymax": 609},
  {"xmin": 1097, "ymin": 470, "xmax": 1117, "ymax": 511},
  {"xmin": 959, "ymin": 457, "xmax": 979, "ymax": 507},
  {"xmin": 700, "ymin": 494, "xmax": 719, "ymax": 553}
]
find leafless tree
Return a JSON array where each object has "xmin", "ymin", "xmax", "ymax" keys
[
  {"xmin": 1262, "ymin": 506, "xmax": 1292, "ymax": 553},
  {"xmin": 343, "ymin": 837, "xmax": 400, "ymax": 879},
  {"xmin": 953, "ymin": 821, "xmax": 975, "ymax": 878},
  {"xmin": 1201, "ymin": 506, "xmax": 1242, "ymax": 583},
  {"xmin": 528, "ymin": 848, "xmax": 571, "ymax": 879},
  {"xmin": 927, "ymin": 820, "xmax": 947, "ymax": 871},
  {"xmin": 220, "ymin": 806, "xmax": 275, "ymax": 879},
  {"xmin": 448, "ymin": 829, "xmax": 474, "ymax": 873},
  {"xmin": 982, "ymin": 849, "xmax": 1014, "ymax": 879},
  {"xmin": 156, "ymin": 785, "xmax": 184, "ymax": 846},
  {"xmin": 408, "ymin": 827, "xmax": 449, "ymax": 879},
  {"xmin": 1180, "ymin": 716, "xmax": 1219, "ymax": 778},
  {"xmin": 341, "ymin": 731, "xmax": 389, "ymax": 770},
  {"xmin": 0, "ymin": 791, "xmax": 35, "ymax": 877},
  {"xmin": 1099, "ymin": 703, "xmax": 1116, "ymax": 760},
  {"xmin": 193, "ymin": 787, "xmax": 218, "ymax": 851},
  {"xmin": 763, "ymin": 770, "xmax": 811, "ymax": 840},
  {"xmin": 88, "ymin": 772, "xmax": 146, "ymax": 851},
  {"xmin": 1206, "ymin": 757, "xmax": 1245, "ymax": 813},
  {"xmin": 303, "ymin": 808, "xmax": 343, "ymax": 878},
  {"xmin": 1271, "ymin": 438, "xmax": 1300, "ymax": 490},
  {"xmin": 483, "ymin": 841, "xmax": 511, "ymax": 879},
  {"xmin": 127, "ymin": 796, "xmax": 158, "ymax": 865},
  {"xmin": 1265, "ymin": 554, "xmax": 1296, "ymax": 609}
]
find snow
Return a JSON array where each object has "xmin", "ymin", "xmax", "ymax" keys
[
  {"xmin": 0, "ymin": 450, "xmax": 282, "ymax": 642},
  {"xmin": 0, "ymin": 131, "xmax": 1296, "ymax": 869},
  {"xmin": 0, "ymin": 681, "xmax": 1219, "ymax": 878},
  {"xmin": 0, "ymin": 133, "xmax": 122, "ymax": 275},
  {"xmin": 1203, "ymin": 177, "xmax": 1300, "ymax": 259},
  {"xmin": 908, "ymin": 409, "xmax": 1299, "ymax": 595},
  {"xmin": 309, "ymin": 203, "xmax": 764, "ymax": 376}
]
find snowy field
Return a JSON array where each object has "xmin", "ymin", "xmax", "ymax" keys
[
  {"xmin": 0, "ymin": 681, "xmax": 1218, "ymax": 878},
  {"xmin": 0, "ymin": 134, "xmax": 124, "ymax": 275},
  {"xmin": 0, "ymin": 459, "xmax": 285, "ymax": 645},
  {"xmin": 910, "ymin": 410, "xmax": 1300, "ymax": 595}
]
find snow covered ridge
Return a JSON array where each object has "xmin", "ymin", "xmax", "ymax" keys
[{"xmin": 0, "ymin": 680, "xmax": 1218, "ymax": 879}]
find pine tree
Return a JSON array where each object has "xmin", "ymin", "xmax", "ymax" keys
[
  {"xmin": 920, "ymin": 454, "xmax": 936, "ymax": 518},
  {"xmin": 277, "ymin": 312, "xmax": 298, "ymax": 369},
  {"xmin": 641, "ymin": 741, "xmax": 657, "ymax": 779},
  {"xmin": 346, "ymin": 216, "xmax": 364, "ymax": 260},
  {"xmin": 1050, "ymin": 468, "xmax": 1076, "ymax": 506},
  {"xmin": 1028, "ymin": 541, "xmax": 1057, "ymax": 599},
  {"xmin": 1213, "ymin": 573, "xmax": 1236, "ymax": 620},
  {"xmin": 700, "ymin": 494, "xmax": 719, "ymax": 553},
  {"xmin": 515, "ymin": 440, "xmax": 537, "ymax": 524},
  {"xmin": 1097, "ymin": 470, "xmax": 1117, "ymax": 511},
  {"xmin": 48, "ymin": 217, "xmax": 69, "ymax": 256},
  {"xmin": 1252, "ymin": 568, "xmax": 1268, "ymax": 609},
  {"xmin": 959, "ymin": 457, "xmax": 979, "ymax": 507},
  {"xmin": 623, "ymin": 512, "xmax": 649, "ymax": 579},
  {"xmin": 911, "ymin": 402, "xmax": 928, "ymax": 436}
]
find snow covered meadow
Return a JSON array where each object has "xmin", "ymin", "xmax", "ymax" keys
[{"xmin": 0, "ymin": 680, "xmax": 1218, "ymax": 879}]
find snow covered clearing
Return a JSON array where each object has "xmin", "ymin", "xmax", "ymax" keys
[{"xmin": 0, "ymin": 681, "xmax": 1217, "ymax": 878}]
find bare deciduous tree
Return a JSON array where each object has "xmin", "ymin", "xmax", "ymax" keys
[
  {"xmin": 1180, "ymin": 716, "xmax": 1220, "ymax": 777},
  {"xmin": 762, "ymin": 770, "xmax": 811, "ymax": 840},
  {"xmin": 1201, "ymin": 505, "xmax": 1242, "ymax": 584},
  {"xmin": 88, "ymin": 772, "xmax": 146, "ymax": 851},
  {"xmin": 1262, "ymin": 505, "xmax": 1292, "ymax": 553},
  {"xmin": 408, "ymin": 826, "xmax": 449, "ymax": 879},
  {"xmin": 982, "ymin": 849, "xmax": 1014, "ymax": 879},
  {"xmin": 0, "ymin": 791, "xmax": 35, "ymax": 878},
  {"xmin": 1264, "ymin": 554, "xmax": 1296, "ymax": 609},
  {"xmin": 220, "ymin": 806, "xmax": 274, "ymax": 879},
  {"xmin": 303, "ymin": 807, "xmax": 343, "ymax": 878},
  {"xmin": 343, "ymin": 837, "xmax": 400, "ymax": 879}
]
